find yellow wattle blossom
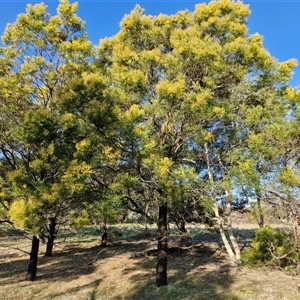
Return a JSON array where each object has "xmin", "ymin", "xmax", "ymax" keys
[
  {"xmin": 280, "ymin": 167, "xmax": 299, "ymax": 187},
  {"xmin": 155, "ymin": 157, "xmax": 172, "ymax": 178},
  {"xmin": 156, "ymin": 77, "xmax": 185, "ymax": 99},
  {"xmin": 123, "ymin": 104, "xmax": 144, "ymax": 122},
  {"xmin": 103, "ymin": 146, "xmax": 121, "ymax": 162},
  {"xmin": 75, "ymin": 139, "xmax": 91, "ymax": 155}
]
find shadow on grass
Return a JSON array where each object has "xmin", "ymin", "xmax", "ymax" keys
[
  {"xmin": 0, "ymin": 237, "xmax": 154, "ymax": 286},
  {"xmin": 49, "ymin": 278, "xmax": 102, "ymax": 300},
  {"xmin": 121, "ymin": 242, "xmax": 241, "ymax": 300},
  {"xmin": 0, "ymin": 256, "xmax": 29, "ymax": 284},
  {"xmin": 0, "ymin": 225, "xmax": 259, "ymax": 299},
  {"xmin": 124, "ymin": 272, "xmax": 239, "ymax": 300},
  {"xmin": 0, "ymin": 245, "xmax": 99, "ymax": 285}
]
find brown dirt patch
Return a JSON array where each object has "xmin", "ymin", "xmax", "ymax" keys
[{"xmin": 0, "ymin": 224, "xmax": 300, "ymax": 300}]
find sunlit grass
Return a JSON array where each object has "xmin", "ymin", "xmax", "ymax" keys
[{"xmin": 0, "ymin": 223, "xmax": 298, "ymax": 300}]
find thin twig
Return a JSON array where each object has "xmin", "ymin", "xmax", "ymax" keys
[
  {"xmin": 88, "ymin": 248, "xmax": 105, "ymax": 265},
  {"xmin": 1, "ymin": 246, "xmax": 30, "ymax": 255}
]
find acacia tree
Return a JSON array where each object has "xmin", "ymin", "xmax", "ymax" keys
[
  {"xmin": 236, "ymin": 85, "xmax": 300, "ymax": 248},
  {"xmin": 0, "ymin": 0, "xmax": 95, "ymax": 280},
  {"xmin": 96, "ymin": 0, "xmax": 297, "ymax": 281},
  {"xmin": 224, "ymin": 81, "xmax": 288, "ymax": 228},
  {"xmin": 1, "ymin": 0, "xmax": 297, "ymax": 284},
  {"xmin": 173, "ymin": 0, "xmax": 296, "ymax": 266},
  {"xmin": 58, "ymin": 65, "xmax": 124, "ymax": 246},
  {"xmin": 97, "ymin": 5, "xmax": 208, "ymax": 286}
]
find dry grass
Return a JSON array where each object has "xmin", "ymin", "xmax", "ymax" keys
[{"xmin": 0, "ymin": 223, "xmax": 300, "ymax": 300}]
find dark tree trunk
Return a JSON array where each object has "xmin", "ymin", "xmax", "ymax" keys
[
  {"xmin": 45, "ymin": 217, "xmax": 56, "ymax": 257},
  {"xmin": 156, "ymin": 203, "xmax": 168, "ymax": 287},
  {"xmin": 179, "ymin": 219, "xmax": 187, "ymax": 245},
  {"xmin": 254, "ymin": 190, "xmax": 265, "ymax": 228},
  {"xmin": 119, "ymin": 210, "xmax": 129, "ymax": 223},
  {"xmin": 25, "ymin": 236, "xmax": 39, "ymax": 281},
  {"xmin": 101, "ymin": 221, "xmax": 108, "ymax": 247},
  {"xmin": 179, "ymin": 220, "xmax": 187, "ymax": 234}
]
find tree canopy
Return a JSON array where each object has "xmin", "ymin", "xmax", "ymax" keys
[{"xmin": 0, "ymin": 0, "xmax": 299, "ymax": 284}]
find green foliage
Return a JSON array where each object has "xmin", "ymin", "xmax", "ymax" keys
[
  {"xmin": 96, "ymin": 0, "xmax": 298, "ymax": 230},
  {"xmin": 0, "ymin": 0, "xmax": 299, "ymax": 245},
  {"xmin": 241, "ymin": 226, "xmax": 299, "ymax": 267},
  {"xmin": 0, "ymin": 0, "xmax": 97, "ymax": 237},
  {"xmin": 70, "ymin": 192, "xmax": 123, "ymax": 229},
  {"xmin": 108, "ymin": 227, "xmax": 124, "ymax": 242}
]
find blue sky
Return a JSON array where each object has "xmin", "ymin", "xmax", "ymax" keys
[{"xmin": 0, "ymin": 0, "xmax": 299, "ymax": 86}]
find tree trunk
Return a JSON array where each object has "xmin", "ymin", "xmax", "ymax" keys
[
  {"xmin": 119, "ymin": 210, "xmax": 129, "ymax": 223},
  {"xmin": 256, "ymin": 191, "xmax": 264, "ymax": 228},
  {"xmin": 156, "ymin": 203, "xmax": 168, "ymax": 287},
  {"xmin": 225, "ymin": 192, "xmax": 241, "ymax": 264},
  {"xmin": 45, "ymin": 217, "xmax": 56, "ymax": 257},
  {"xmin": 213, "ymin": 203, "xmax": 239, "ymax": 266},
  {"xmin": 25, "ymin": 236, "xmax": 39, "ymax": 281},
  {"xmin": 291, "ymin": 210, "xmax": 300, "ymax": 247},
  {"xmin": 101, "ymin": 221, "xmax": 108, "ymax": 247},
  {"xmin": 179, "ymin": 219, "xmax": 187, "ymax": 245},
  {"xmin": 179, "ymin": 219, "xmax": 187, "ymax": 235},
  {"xmin": 204, "ymin": 143, "xmax": 240, "ymax": 266}
]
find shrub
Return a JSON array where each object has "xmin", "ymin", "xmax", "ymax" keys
[
  {"xmin": 108, "ymin": 227, "xmax": 123, "ymax": 242},
  {"xmin": 241, "ymin": 226, "xmax": 300, "ymax": 267}
]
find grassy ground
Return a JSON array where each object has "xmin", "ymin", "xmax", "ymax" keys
[{"xmin": 0, "ymin": 223, "xmax": 300, "ymax": 300}]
